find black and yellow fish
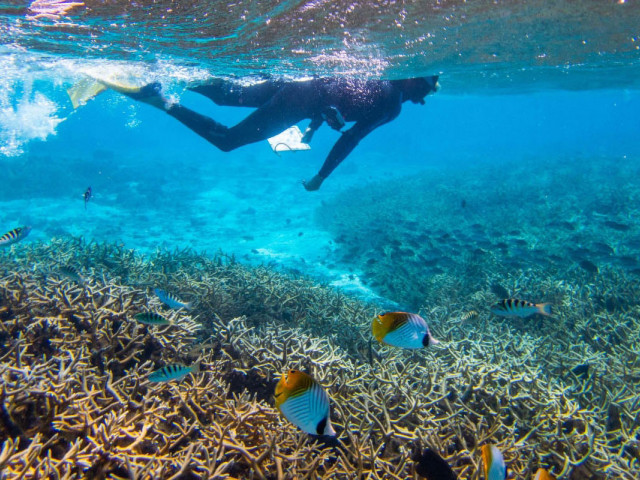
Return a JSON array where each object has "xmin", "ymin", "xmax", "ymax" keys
[
  {"xmin": 490, "ymin": 298, "xmax": 552, "ymax": 318},
  {"xmin": 0, "ymin": 226, "xmax": 31, "ymax": 247}
]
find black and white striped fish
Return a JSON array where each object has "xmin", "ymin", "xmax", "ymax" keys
[
  {"xmin": 0, "ymin": 226, "xmax": 32, "ymax": 247},
  {"xmin": 148, "ymin": 362, "xmax": 200, "ymax": 382},
  {"xmin": 134, "ymin": 312, "xmax": 171, "ymax": 326},
  {"xmin": 490, "ymin": 298, "xmax": 552, "ymax": 318},
  {"xmin": 58, "ymin": 265, "xmax": 84, "ymax": 283}
]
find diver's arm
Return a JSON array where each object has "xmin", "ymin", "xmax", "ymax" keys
[
  {"xmin": 303, "ymin": 118, "xmax": 386, "ymax": 191},
  {"xmin": 301, "ymin": 116, "xmax": 324, "ymax": 144}
]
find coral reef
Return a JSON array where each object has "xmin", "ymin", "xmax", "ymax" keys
[
  {"xmin": 1, "ymin": 235, "xmax": 639, "ymax": 478},
  {"xmin": 317, "ymin": 156, "xmax": 640, "ymax": 311}
]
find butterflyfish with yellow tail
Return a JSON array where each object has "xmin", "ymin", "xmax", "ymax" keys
[
  {"xmin": 534, "ymin": 468, "xmax": 555, "ymax": 480},
  {"xmin": 372, "ymin": 312, "xmax": 439, "ymax": 349},
  {"xmin": 274, "ymin": 370, "xmax": 336, "ymax": 436},
  {"xmin": 481, "ymin": 444, "xmax": 506, "ymax": 480}
]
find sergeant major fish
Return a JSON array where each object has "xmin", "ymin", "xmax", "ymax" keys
[
  {"xmin": 134, "ymin": 312, "xmax": 171, "ymax": 326},
  {"xmin": 58, "ymin": 265, "xmax": 84, "ymax": 283},
  {"xmin": 154, "ymin": 288, "xmax": 192, "ymax": 310},
  {"xmin": 0, "ymin": 226, "xmax": 32, "ymax": 247},
  {"xmin": 148, "ymin": 362, "xmax": 200, "ymax": 382},
  {"xmin": 490, "ymin": 298, "xmax": 552, "ymax": 318},
  {"xmin": 372, "ymin": 312, "xmax": 439, "ymax": 349},
  {"xmin": 274, "ymin": 369, "xmax": 336, "ymax": 436}
]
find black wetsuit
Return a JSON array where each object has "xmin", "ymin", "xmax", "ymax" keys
[{"xmin": 166, "ymin": 78, "xmax": 404, "ymax": 180}]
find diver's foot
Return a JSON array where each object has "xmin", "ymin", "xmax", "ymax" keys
[{"xmin": 121, "ymin": 82, "xmax": 169, "ymax": 110}]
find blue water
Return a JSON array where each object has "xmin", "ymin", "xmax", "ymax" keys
[{"xmin": 2, "ymin": 2, "xmax": 640, "ymax": 478}]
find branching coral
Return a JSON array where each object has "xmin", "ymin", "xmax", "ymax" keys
[{"xmin": 0, "ymin": 237, "xmax": 639, "ymax": 478}]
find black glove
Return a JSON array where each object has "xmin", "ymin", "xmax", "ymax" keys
[{"xmin": 322, "ymin": 106, "xmax": 345, "ymax": 131}]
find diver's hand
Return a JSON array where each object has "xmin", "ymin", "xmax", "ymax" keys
[
  {"xmin": 302, "ymin": 174, "xmax": 324, "ymax": 191},
  {"xmin": 301, "ymin": 127, "xmax": 315, "ymax": 144}
]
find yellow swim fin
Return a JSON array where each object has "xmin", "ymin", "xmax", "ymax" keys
[
  {"xmin": 66, "ymin": 77, "xmax": 108, "ymax": 109},
  {"xmin": 67, "ymin": 74, "xmax": 147, "ymax": 109}
]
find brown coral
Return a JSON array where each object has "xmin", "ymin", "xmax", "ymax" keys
[{"xmin": 0, "ymin": 237, "xmax": 638, "ymax": 479}]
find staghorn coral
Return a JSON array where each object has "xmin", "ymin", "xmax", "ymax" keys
[{"xmin": 0, "ymin": 237, "xmax": 639, "ymax": 478}]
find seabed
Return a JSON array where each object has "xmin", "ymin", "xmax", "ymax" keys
[
  {"xmin": 1, "ymin": 226, "xmax": 639, "ymax": 479},
  {"xmin": 0, "ymin": 155, "xmax": 639, "ymax": 479}
]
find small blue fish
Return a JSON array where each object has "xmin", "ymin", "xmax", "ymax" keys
[
  {"xmin": 0, "ymin": 226, "xmax": 32, "ymax": 247},
  {"xmin": 154, "ymin": 288, "xmax": 192, "ymax": 310},
  {"xmin": 148, "ymin": 362, "xmax": 200, "ymax": 382}
]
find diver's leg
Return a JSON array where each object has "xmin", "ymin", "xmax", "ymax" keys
[
  {"xmin": 166, "ymin": 82, "xmax": 315, "ymax": 152},
  {"xmin": 165, "ymin": 104, "xmax": 234, "ymax": 150},
  {"xmin": 190, "ymin": 79, "xmax": 286, "ymax": 108},
  {"xmin": 111, "ymin": 82, "xmax": 169, "ymax": 110}
]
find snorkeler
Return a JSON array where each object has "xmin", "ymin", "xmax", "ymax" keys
[{"xmin": 113, "ymin": 76, "xmax": 439, "ymax": 191}]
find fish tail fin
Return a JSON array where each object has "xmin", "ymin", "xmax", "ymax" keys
[
  {"xmin": 324, "ymin": 417, "xmax": 337, "ymax": 436},
  {"xmin": 192, "ymin": 360, "xmax": 202, "ymax": 374},
  {"xmin": 538, "ymin": 303, "xmax": 552, "ymax": 316},
  {"xmin": 67, "ymin": 77, "xmax": 108, "ymax": 109},
  {"xmin": 428, "ymin": 334, "xmax": 440, "ymax": 346}
]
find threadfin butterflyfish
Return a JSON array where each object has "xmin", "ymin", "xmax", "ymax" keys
[
  {"xmin": 481, "ymin": 444, "xmax": 506, "ymax": 480},
  {"xmin": 149, "ymin": 362, "xmax": 200, "ymax": 382},
  {"xmin": 490, "ymin": 298, "xmax": 551, "ymax": 318},
  {"xmin": 0, "ymin": 226, "xmax": 31, "ymax": 247},
  {"xmin": 154, "ymin": 288, "xmax": 192, "ymax": 310},
  {"xmin": 275, "ymin": 370, "xmax": 336, "ymax": 436},
  {"xmin": 533, "ymin": 468, "xmax": 555, "ymax": 480},
  {"xmin": 372, "ymin": 312, "xmax": 439, "ymax": 349}
]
